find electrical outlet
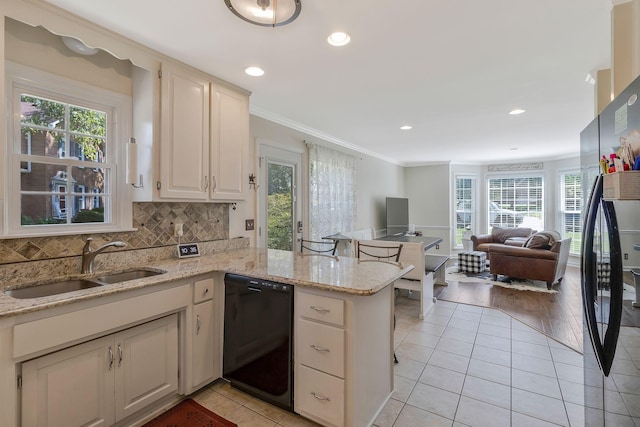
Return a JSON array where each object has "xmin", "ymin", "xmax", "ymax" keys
[
  {"xmin": 625, "ymin": 253, "xmax": 629, "ymax": 260},
  {"xmin": 245, "ymin": 219, "xmax": 255, "ymax": 231},
  {"xmin": 174, "ymin": 223, "xmax": 183, "ymax": 237}
]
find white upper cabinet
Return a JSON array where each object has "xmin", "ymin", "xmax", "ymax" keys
[
  {"xmin": 159, "ymin": 62, "xmax": 210, "ymax": 200},
  {"xmin": 210, "ymin": 84, "xmax": 249, "ymax": 201},
  {"xmin": 158, "ymin": 62, "xmax": 249, "ymax": 202}
]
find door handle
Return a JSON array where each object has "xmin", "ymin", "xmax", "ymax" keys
[
  {"xmin": 196, "ymin": 314, "xmax": 201, "ymax": 334},
  {"xmin": 204, "ymin": 176, "xmax": 209, "ymax": 190},
  {"xmin": 108, "ymin": 346, "xmax": 114, "ymax": 371},
  {"xmin": 118, "ymin": 344, "xmax": 123, "ymax": 367}
]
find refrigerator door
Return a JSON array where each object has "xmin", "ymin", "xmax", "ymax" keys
[{"xmin": 582, "ymin": 74, "xmax": 640, "ymax": 426}]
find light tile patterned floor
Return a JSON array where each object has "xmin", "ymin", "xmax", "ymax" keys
[
  {"xmin": 382, "ymin": 297, "xmax": 586, "ymax": 426},
  {"xmin": 191, "ymin": 297, "xmax": 586, "ymax": 426}
]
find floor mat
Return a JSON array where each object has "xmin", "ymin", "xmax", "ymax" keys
[
  {"xmin": 445, "ymin": 266, "xmax": 558, "ymax": 293},
  {"xmin": 142, "ymin": 398, "xmax": 237, "ymax": 427}
]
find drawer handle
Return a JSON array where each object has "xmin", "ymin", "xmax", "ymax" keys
[
  {"xmin": 310, "ymin": 344, "xmax": 330, "ymax": 353},
  {"xmin": 310, "ymin": 306, "xmax": 330, "ymax": 313},
  {"xmin": 310, "ymin": 392, "xmax": 331, "ymax": 402}
]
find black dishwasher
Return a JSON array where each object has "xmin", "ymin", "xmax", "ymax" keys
[{"xmin": 223, "ymin": 273, "xmax": 294, "ymax": 410}]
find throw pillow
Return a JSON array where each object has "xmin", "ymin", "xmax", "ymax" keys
[{"xmin": 525, "ymin": 231, "xmax": 561, "ymax": 250}]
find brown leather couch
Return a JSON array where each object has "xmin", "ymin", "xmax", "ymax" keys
[
  {"xmin": 489, "ymin": 237, "xmax": 571, "ymax": 289},
  {"xmin": 471, "ymin": 226, "xmax": 535, "ymax": 258}
]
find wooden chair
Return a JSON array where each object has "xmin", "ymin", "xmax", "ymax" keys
[
  {"xmin": 300, "ymin": 239, "xmax": 339, "ymax": 255},
  {"xmin": 356, "ymin": 240, "xmax": 403, "ymax": 364}
]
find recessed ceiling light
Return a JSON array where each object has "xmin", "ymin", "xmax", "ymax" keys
[
  {"xmin": 400, "ymin": 125, "xmax": 412, "ymax": 130},
  {"xmin": 327, "ymin": 32, "xmax": 351, "ymax": 47},
  {"xmin": 509, "ymin": 109, "xmax": 526, "ymax": 115},
  {"xmin": 245, "ymin": 66, "xmax": 265, "ymax": 77}
]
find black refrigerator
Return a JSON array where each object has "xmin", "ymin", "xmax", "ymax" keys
[{"xmin": 581, "ymin": 74, "xmax": 640, "ymax": 427}]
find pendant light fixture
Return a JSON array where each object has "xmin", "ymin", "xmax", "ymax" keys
[{"xmin": 224, "ymin": 0, "xmax": 301, "ymax": 27}]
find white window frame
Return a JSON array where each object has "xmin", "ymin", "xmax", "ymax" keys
[
  {"xmin": 486, "ymin": 172, "xmax": 545, "ymax": 231},
  {"xmin": 453, "ymin": 174, "xmax": 477, "ymax": 249},
  {"xmin": 559, "ymin": 169, "xmax": 582, "ymax": 255},
  {"xmin": 4, "ymin": 62, "xmax": 133, "ymax": 237}
]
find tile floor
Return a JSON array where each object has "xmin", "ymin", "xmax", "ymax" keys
[
  {"xmin": 381, "ymin": 298, "xmax": 586, "ymax": 426},
  {"xmin": 191, "ymin": 297, "xmax": 587, "ymax": 426}
]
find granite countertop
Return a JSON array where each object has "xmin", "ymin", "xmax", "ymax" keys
[{"xmin": 0, "ymin": 247, "xmax": 414, "ymax": 319}]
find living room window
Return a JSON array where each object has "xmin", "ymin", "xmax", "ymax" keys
[
  {"xmin": 487, "ymin": 175, "xmax": 544, "ymax": 231},
  {"xmin": 454, "ymin": 176, "xmax": 476, "ymax": 248},
  {"xmin": 560, "ymin": 171, "xmax": 582, "ymax": 254},
  {"xmin": 5, "ymin": 63, "xmax": 131, "ymax": 237}
]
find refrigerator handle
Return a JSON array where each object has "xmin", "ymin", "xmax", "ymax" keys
[
  {"xmin": 581, "ymin": 175, "xmax": 607, "ymax": 374},
  {"xmin": 601, "ymin": 199, "xmax": 623, "ymax": 376}
]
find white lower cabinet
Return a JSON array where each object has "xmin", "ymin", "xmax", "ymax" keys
[
  {"xmin": 21, "ymin": 314, "xmax": 179, "ymax": 427},
  {"xmin": 297, "ymin": 365, "xmax": 344, "ymax": 427},
  {"xmin": 295, "ymin": 290, "xmax": 346, "ymax": 427},
  {"xmin": 192, "ymin": 278, "xmax": 216, "ymax": 388},
  {"xmin": 295, "ymin": 286, "xmax": 394, "ymax": 427}
]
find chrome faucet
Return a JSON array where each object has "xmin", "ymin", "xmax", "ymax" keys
[{"xmin": 81, "ymin": 238, "xmax": 127, "ymax": 274}]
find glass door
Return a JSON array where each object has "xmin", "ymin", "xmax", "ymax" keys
[{"xmin": 258, "ymin": 144, "xmax": 302, "ymax": 250}]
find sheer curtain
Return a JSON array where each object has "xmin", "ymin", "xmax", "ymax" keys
[{"xmin": 309, "ymin": 144, "xmax": 357, "ymax": 240}]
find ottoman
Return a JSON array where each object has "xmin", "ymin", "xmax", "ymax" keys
[{"xmin": 458, "ymin": 251, "xmax": 487, "ymax": 273}]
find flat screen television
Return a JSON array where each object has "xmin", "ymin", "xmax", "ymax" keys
[{"xmin": 386, "ymin": 197, "xmax": 409, "ymax": 236}]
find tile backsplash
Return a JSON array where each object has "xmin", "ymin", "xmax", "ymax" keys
[{"xmin": 0, "ymin": 202, "xmax": 229, "ymax": 265}]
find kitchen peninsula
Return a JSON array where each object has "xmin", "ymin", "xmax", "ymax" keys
[{"xmin": 0, "ymin": 246, "xmax": 413, "ymax": 427}]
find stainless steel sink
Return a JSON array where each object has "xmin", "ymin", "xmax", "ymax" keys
[
  {"xmin": 5, "ymin": 279, "xmax": 103, "ymax": 299},
  {"xmin": 3, "ymin": 268, "xmax": 166, "ymax": 299},
  {"xmin": 94, "ymin": 269, "xmax": 165, "ymax": 284}
]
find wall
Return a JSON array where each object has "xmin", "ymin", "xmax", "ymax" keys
[
  {"xmin": 404, "ymin": 163, "xmax": 452, "ymax": 254},
  {"xmin": 248, "ymin": 115, "xmax": 405, "ymax": 239}
]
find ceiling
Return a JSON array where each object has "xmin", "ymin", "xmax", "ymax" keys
[{"xmin": 45, "ymin": 0, "xmax": 612, "ymax": 166}]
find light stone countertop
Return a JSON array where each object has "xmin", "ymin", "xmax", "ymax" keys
[{"xmin": 0, "ymin": 247, "xmax": 414, "ymax": 319}]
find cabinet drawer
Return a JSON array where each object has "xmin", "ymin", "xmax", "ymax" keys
[
  {"xmin": 296, "ymin": 365, "xmax": 344, "ymax": 427},
  {"xmin": 297, "ymin": 292, "xmax": 344, "ymax": 326},
  {"xmin": 297, "ymin": 319, "xmax": 344, "ymax": 378},
  {"xmin": 193, "ymin": 278, "xmax": 214, "ymax": 304}
]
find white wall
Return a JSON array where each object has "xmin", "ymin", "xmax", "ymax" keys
[
  {"xmin": 404, "ymin": 163, "xmax": 452, "ymax": 255},
  {"xmin": 248, "ymin": 115, "xmax": 405, "ymax": 242}
]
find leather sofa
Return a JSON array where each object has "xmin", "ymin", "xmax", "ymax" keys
[
  {"xmin": 471, "ymin": 226, "xmax": 536, "ymax": 258},
  {"xmin": 489, "ymin": 234, "xmax": 571, "ymax": 290}
]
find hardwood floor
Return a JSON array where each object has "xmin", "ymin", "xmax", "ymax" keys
[{"xmin": 433, "ymin": 263, "xmax": 585, "ymax": 353}]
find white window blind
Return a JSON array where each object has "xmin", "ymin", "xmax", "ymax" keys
[{"xmin": 487, "ymin": 176, "xmax": 543, "ymax": 230}]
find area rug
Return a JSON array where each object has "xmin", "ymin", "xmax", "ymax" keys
[
  {"xmin": 143, "ymin": 398, "xmax": 237, "ymax": 427},
  {"xmin": 445, "ymin": 266, "xmax": 558, "ymax": 294}
]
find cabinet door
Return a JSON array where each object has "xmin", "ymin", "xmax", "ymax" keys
[
  {"xmin": 210, "ymin": 84, "xmax": 249, "ymax": 200},
  {"xmin": 114, "ymin": 314, "xmax": 178, "ymax": 420},
  {"xmin": 192, "ymin": 300, "xmax": 215, "ymax": 387},
  {"xmin": 160, "ymin": 62, "xmax": 210, "ymax": 199},
  {"xmin": 21, "ymin": 335, "xmax": 115, "ymax": 427}
]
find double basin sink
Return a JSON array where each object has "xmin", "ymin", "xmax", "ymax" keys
[{"xmin": 4, "ymin": 269, "xmax": 166, "ymax": 299}]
